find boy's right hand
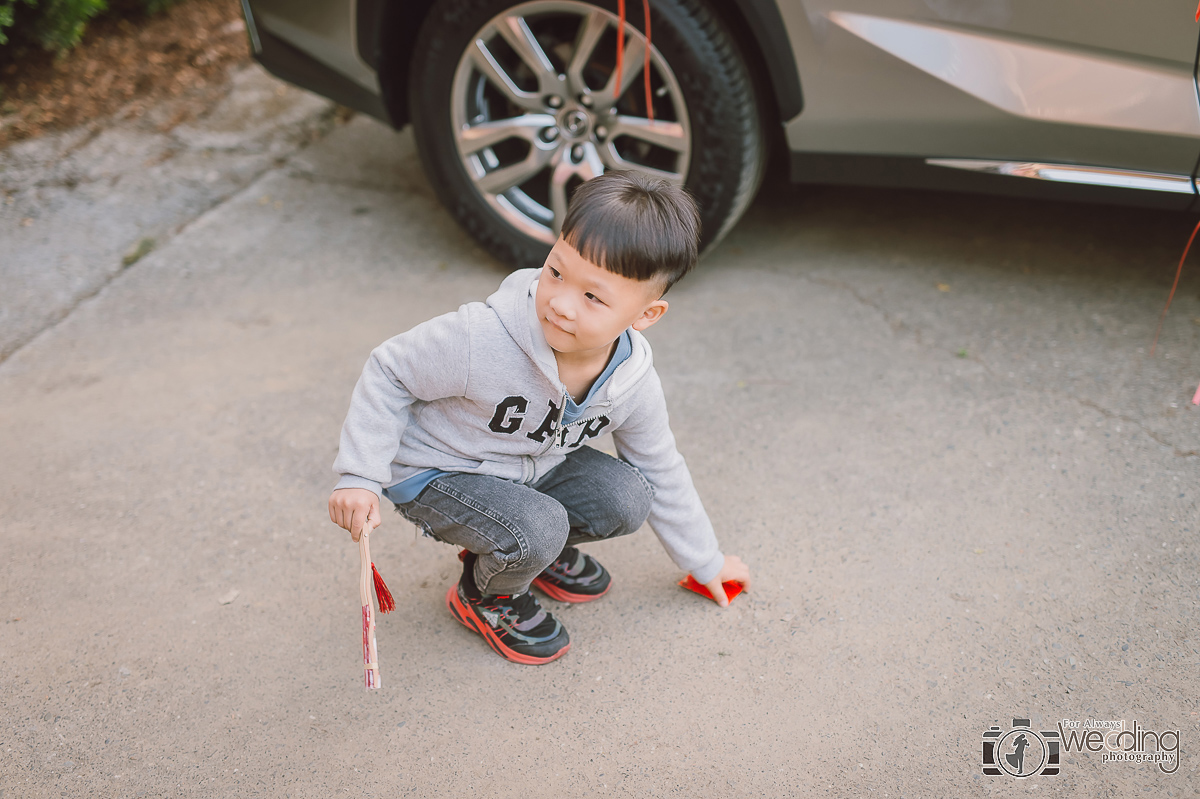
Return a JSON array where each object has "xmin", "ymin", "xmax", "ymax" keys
[
  {"xmin": 328, "ymin": 488, "xmax": 380, "ymax": 541},
  {"xmin": 702, "ymin": 554, "xmax": 751, "ymax": 608}
]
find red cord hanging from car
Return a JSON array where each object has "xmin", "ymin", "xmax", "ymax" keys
[
  {"xmin": 642, "ymin": 0, "xmax": 653, "ymax": 120},
  {"xmin": 613, "ymin": 0, "xmax": 655, "ymax": 121},
  {"xmin": 1150, "ymin": 218, "xmax": 1200, "ymax": 359},
  {"xmin": 615, "ymin": 0, "xmax": 624, "ymax": 98}
]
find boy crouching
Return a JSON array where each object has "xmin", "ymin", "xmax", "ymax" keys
[{"xmin": 329, "ymin": 171, "xmax": 750, "ymax": 664}]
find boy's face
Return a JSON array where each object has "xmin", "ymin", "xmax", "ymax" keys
[{"xmin": 535, "ymin": 238, "xmax": 669, "ymax": 359}]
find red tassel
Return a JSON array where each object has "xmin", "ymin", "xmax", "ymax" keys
[
  {"xmin": 1195, "ymin": 1, "xmax": 1199, "ymax": 22},
  {"xmin": 372, "ymin": 563, "xmax": 395, "ymax": 614}
]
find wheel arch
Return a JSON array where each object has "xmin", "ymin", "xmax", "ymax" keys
[
  {"xmin": 707, "ymin": 0, "xmax": 802, "ymax": 123},
  {"xmin": 370, "ymin": 0, "xmax": 440, "ymax": 128},
  {"xmin": 367, "ymin": 0, "xmax": 802, "ymax": 131}
]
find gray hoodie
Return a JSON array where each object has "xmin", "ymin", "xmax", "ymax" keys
[{"xmin": 333, "ymin": 268, "xmax": 724, "ymax": 583}]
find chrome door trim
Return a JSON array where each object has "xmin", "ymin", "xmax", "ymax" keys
[{"xmin": 927, "ymin": 159, "xmax": 1196, "ymax": 195}]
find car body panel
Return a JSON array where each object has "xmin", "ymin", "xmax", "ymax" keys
[
  {"xmin": 778, "ymin": 0, "xmax": 1200, "ymax": 176},
  {"xmin": 829, "ymin": 12, "xmax": 1198, "ymax": 138},
  {"xmin": 242, "ymin": 0, "xmax": 1200, "ymax": 210},
  {"xmin": 251, "ymin": 0, "xmax": 379, "ymax": 92}
]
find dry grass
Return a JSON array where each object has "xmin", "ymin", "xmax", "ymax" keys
[{"xmin": 0, "ymin": 0, "xmax": 251, "ymax": 148}]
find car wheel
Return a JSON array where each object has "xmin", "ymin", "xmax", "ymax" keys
[{"xmin": 408, "ymin": 0, "xmax": 765, "ymax": 268}]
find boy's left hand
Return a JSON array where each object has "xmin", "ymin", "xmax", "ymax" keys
[{"xmin": 702, "ymin": 555, "xmax": 750, "ymax": 608}]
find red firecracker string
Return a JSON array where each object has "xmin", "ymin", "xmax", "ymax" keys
[
  {"xmin": 372, "ymin": 563, "xmax": 395, "ymax": 613},
  {"xmin": 358, "ymin": 523, "xmax": 383, "ymax": 689},
  {"xmin": 361, "ymin": 605, "xmax": 377, "ymax": 689}
]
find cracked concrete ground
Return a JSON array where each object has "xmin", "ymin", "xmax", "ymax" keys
[
  {"xmin": 2, "ymin": 77, "xmax": 1199, "ymax": 797},
  {"xmin": 0, "ymin": 64, "xmax": 338, "ymax": 362}
]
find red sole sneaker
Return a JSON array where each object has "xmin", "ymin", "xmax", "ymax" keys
[
  {"xmin": 445, "ymin": 584, "xmax": 570, "ymax": 665},
  {"xmin": 531, "ymin": 575, "xmax": 611, "ymax": 603}
]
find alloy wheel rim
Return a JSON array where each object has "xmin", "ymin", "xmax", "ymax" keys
[{"xmin": 451, "ymin": 0, "xmax": 692, "ymax": 244}]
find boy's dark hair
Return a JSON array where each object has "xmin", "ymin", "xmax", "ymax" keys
[{"xmin": 561, "ymin": 170, "xmax": 701, "ymax": 294}]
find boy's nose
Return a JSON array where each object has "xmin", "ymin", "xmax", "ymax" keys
[{"xmin": 550, "ymin": 297, "xmax": 575, "ymax": 320}]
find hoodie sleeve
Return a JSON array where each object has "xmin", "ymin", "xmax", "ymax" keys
[
  {"xmin": 332, "ymin": 306, "xmax": 472, "ymax": 496},
  {"xmin": 611, "ymin": 370, "xmax": 724, "ymax": 584}
]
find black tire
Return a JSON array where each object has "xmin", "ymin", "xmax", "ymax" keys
[{"xmin": 408, "ymin": 0, "xmax": 765, "ymax": 268}]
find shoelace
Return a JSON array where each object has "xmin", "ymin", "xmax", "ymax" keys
[{"xmin": 483, "ymin": 592, "xmax": 548, "ymax": 630}]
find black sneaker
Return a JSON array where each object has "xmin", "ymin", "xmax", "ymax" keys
[
  {"xmin": 532, "ymin": 545, "xmax": 612, "ymax": 603},
  {"xmin": 445, "ymin": 551, "xmax": 570, "ymax": 665}
]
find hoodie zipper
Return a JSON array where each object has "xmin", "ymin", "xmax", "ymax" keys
[
  {"xmin": 532, "ymin": 390, "xmax": 615, "ymax": 457},
  {"xmin": 528, "ymin": 367, "xmax": 619, "ymax": 470},
  {"xmin": 565, "ymin": 407, "xmax": 612, "ymax": 428},
  {"xmin": 549, "ymin": 400, "xmax": 614, "ymax": 450},
  {"xmin": 522, "ymin": 392, "xmax": 567, "ymax": 483},
  {"xmin": 534, "ymin": 391, "xmax": 570, "ymax": 456}
]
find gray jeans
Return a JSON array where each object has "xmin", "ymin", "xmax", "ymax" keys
[{"xmin": 395, "ymin": 446, "xmax": 654, "ymax": 595}]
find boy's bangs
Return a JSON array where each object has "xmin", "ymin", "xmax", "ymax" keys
[{"xmin": 561, "ymin": 171, "xmax": 700, "ymax": 292}]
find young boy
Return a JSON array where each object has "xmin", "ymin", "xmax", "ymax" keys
[{"xmin": 328, "ymin": 171, "xmax": 750, "ymax": 665}]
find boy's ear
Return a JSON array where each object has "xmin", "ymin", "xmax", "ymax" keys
[{"xmin": 631, "ymin": 299, "xmax": 669, "ymax": 332}]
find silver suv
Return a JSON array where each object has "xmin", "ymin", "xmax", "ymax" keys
[{"xmin": 240, "ymin": 0, "xmax": 1200, "ymax": 265}]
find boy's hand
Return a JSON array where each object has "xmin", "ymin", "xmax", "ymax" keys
[
  {"xmin": 328, "ymin": 488, "xmax": 380, "ymax": 542},
  {"xmin": 702, "ymin": 555, "xmax": 751, "ymax": 608}
]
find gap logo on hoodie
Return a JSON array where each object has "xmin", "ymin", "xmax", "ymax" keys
[{"xmin": 487, "ymin": 395, "xmax": 610, "ymax": 448}]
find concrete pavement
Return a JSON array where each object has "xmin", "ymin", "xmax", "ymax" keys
[
  {"xmin": 2, "ymin": 83, "xmax": 1199, "ymax": 797},
  {"xmin": 0, "ymin": 64, "xmax": 337, "ymax": 362}
]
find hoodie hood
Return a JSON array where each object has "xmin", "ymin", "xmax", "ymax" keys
[{"xmin": 487, "ymin": 268, "xmax": 655, "ymax": 408}]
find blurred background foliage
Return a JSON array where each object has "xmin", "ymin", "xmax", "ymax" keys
[{"xmin": 1, "ymin": 0, "xmax": 176, "ymax": 53}]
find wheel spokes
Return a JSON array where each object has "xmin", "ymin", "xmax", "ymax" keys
[
  {"xmin": 495, "ymin": 14, "xmax": 562, "ymax": 96},
  {"xmin": 598, "ymin": 141, "xmax": 685, "ymax": 184},
  {"xmin": 566, "ymin": 11, "xmax": 609, "ymax": 93},
  {"xmin": 548, "ymin": 144, "xmax": 605, "ymax": 233},
  {"xmin": 548, "ymin": 160, "xmax": 574, "ymax": 234},
  {"xmin": 460, "ymin": 114, "xmax": 557, "ymax": 153},
  {"xmin": 475, "ymin": 145, "xmax": 555, "ymax": 194},
  {"xmin": 608, "ymin": 116, "xmax": 688, "ymax": 151},
  {"xmin": 599, "ymin": 35, "xmax": 645, "ymax": 105},
  {"xmin": 468, "ymin": 37, "xmax": 543, "ymax": 111}
]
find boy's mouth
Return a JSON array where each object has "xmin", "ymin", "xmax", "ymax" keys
[{"xmin": 544, "ymin": 315, "xmax": 574, "ymax": 336}]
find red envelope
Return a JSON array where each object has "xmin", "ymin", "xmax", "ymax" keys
[{"xmin": 679, "ymin": 574, "xmax": 744, "ymax": 604}]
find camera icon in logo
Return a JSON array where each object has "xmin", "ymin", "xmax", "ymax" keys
[{"xmin": 983, "ymin": 719, "xmax": 1061, "ymax": 777}]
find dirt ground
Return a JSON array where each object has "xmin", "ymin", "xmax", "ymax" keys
[{"xmin": 0, "ymin": 0, "xmax": 249, "ymax": 149}]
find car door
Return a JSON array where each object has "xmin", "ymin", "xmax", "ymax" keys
[{"xmin": 776, "ymin": 0, "xmax": 1200, "ymax": 194}]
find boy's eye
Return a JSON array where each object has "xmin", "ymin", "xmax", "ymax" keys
[
  {"xmin": 585, "ymin": 293, "xmax": 604, "ymax": 304},
  {"xmin": 548, "ymin": 267, "xmax": 562, "ymax": 279}
]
